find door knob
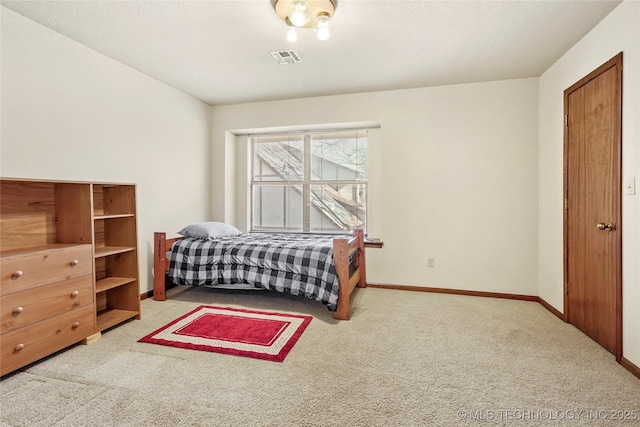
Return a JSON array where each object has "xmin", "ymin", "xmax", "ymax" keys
[{"xmin": 596, "ymin": 222, "xmax": 614, "ymax": 231}]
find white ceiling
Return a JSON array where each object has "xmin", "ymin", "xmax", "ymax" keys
[{"xmin": 1, "ymin": 0, "xmax": 621, "ymax": 106}]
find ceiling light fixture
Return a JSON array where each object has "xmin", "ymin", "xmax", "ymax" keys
[{"xmin": 272, "ymin": 0, "xmax": 337, "ymax": 41}]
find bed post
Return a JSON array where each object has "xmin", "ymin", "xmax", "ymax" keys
[
  {"xmin": 333, "ymin": 236, "xmax": 350, "ymax": 320},
  {"xmin": 153, "ymin": 232, "xmax": 167, "ymax": 301},
  {"xmin": 354, "ymin": 229, "xmax": 367, "ymax": 288}
]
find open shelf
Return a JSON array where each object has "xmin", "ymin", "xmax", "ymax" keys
[
  {"xmin": 96, "ymin": 276, "xmax": 136, "ymax": 293},
  {"xmin": 94, "ymin": 246, "xmax": 135, "ymax": 258},
  {"xmin": 94, "ymin": 213, "xmax": 135, "ymax": 220},
  {"xmin": 92, "ymin": 184, "xmax": 139, "ymax": 334},
  {"xmin": 96, "ymin": 308, "xmax": 139, "ymax": 331}
]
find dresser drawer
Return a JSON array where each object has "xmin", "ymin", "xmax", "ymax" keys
[
  {"xmin": 1, "ymin": 274, "xmax": 94, "ymax": 334},
  {"xmin": 1, "ymin": 244, "xmax": 92, "ymax": 296},
  {"xmin": 0, "ymin": 304, "xmax": 95, "ymax": 376}
]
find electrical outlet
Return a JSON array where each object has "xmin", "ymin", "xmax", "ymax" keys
[
  {"xmin": 626, "ymin": 177, "xmax": 636, "ymax": 195},
  {"xmin": 427, "ymin": 258, "xmax": 435, "ymax": 268}
]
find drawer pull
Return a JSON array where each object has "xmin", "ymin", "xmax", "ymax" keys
[
  {"xmin": 69, "ymin": 259, "xmax": 79, "ymax": 268},
  {"xmin": 14, "ymin": 343, "xmax": 25, "ymax": 353},
  {"xmin": 12, "ymin": 306, "xmax": 24, "ymax": 316},
  {"xmin": 72, "ymin": 322, "xmax": 80, "ymax": 330},
  {"xmin": 11, "ymin": 271, "xmax": 23, "ymax": 280},
  {"xmin": 70, "ymin": 290, "xmax": 79, "ymax": 299}
]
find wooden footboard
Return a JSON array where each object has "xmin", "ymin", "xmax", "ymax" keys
[
  {"xmin": 152, "ymin": 229, "xmax": 367, "ymax": 320},
  {"xmin": 332, "ymin": 229, "xmax": 366, "ymax": 320}
]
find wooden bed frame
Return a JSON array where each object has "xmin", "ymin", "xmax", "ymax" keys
[{"xmin": 153, "ymin": 229, "xmax": 367, "ymax": 320}]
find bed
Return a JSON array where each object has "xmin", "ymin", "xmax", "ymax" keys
[{"xmin": 153, "ymin": 228, "xmax": 367, "ymax": 320}]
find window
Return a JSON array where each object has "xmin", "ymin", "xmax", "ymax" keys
[{"xmin": 251, "ymin": 130, "xmax": 367, "ymax": 233}]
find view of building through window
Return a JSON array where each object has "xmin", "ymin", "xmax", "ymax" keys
[{"xmin": 251, "ymin": 130, "xmax": 367, "ymax": 233}]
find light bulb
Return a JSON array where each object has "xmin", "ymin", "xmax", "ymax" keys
[
  {"xmin": 287, "ymin": 27, "xmax": 297, "ymax": 42},
  {"xmin": 289, "ymin": 0, "xmax": 309, "ymax": 27},
  {"xmin": 315, "ymin": 14, "xmax": 332, "ymax": 40}
]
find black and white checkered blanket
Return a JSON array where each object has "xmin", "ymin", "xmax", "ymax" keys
[{"xmin": 168, "ymin": 233, "xmax": 351, "ymax": 311}]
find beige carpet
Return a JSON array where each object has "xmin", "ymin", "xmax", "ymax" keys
[{"xmin": 1, "ymin": 286, "xmax": 639, "ymax": 426}]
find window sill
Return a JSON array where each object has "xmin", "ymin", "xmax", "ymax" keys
[{"xmin": 364, "ymin": 240, "xmax": 384, "ymax": 249}]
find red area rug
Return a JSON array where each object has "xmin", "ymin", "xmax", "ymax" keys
[{"xmin": 138, "ymin": 305, "xmax": 312, "ymax": 362}]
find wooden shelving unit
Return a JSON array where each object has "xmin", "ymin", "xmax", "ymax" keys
[
  {"xmin": 0, "ymin": 178, "xmax": 141, "ymax": 375},
  {"xmin": 92, "ymin": 184, "xmax": 140, "ymax": 332}
]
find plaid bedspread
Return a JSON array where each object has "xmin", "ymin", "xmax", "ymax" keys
[{"xmin": 168, "ymin": 233, "xmax": 351, "ymax": 311}]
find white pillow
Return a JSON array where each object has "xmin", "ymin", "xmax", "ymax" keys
[{"xmin": 178, "ymin": 222, "xmax": 242, "ymax": 240}]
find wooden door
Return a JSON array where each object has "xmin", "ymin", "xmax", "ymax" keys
[{"xmin": 564, "ymin": 53, "xmax": 622, "ymax": 360}]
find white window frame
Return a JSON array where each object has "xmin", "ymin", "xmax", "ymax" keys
[{"xmin": 250, "ymin": 130, "xmax": 368, "ymax": 234}]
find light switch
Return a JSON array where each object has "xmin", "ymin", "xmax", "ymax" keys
[{"xmin": 626, "ymin": 177, "xmax": 636, "ymax": 195}]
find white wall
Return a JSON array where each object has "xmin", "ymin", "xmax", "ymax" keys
[
  {"xmin": 211, "ymin": 78, "xmax": 539, "ymax": 296},
  {"xmin": 0, "ymin": 8, "xmax": 212, "ymax": 294},
  {"xmin": 538, "ymin": 0, "xmax": 640, "ymax": 366}
]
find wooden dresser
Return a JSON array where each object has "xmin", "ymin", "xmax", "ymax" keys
[
  {"xmin": 0, "ymin": 178, "xmax": 140, "ymax": 376},
  {"xmin": 1, "ymin": 244, "xmax": 95, "ymax": 376}
]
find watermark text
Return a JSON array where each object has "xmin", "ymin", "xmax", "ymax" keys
[{"xmin": 456, "ymin": 409, "xmax": 638, "ymax": 422}]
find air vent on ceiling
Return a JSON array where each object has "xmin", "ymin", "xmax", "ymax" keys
[{"xmin": 271, "ymin": 50, "xmax": 303, "ymax": 65}]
